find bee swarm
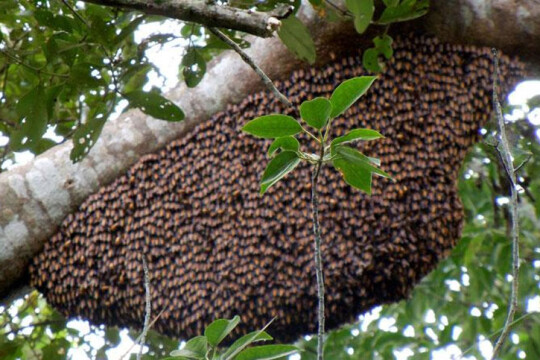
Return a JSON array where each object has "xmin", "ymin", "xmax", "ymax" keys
[{"xmin": 30, "ymin": 34, "xmax": 525, "ymax": 343}]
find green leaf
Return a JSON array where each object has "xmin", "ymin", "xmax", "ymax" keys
[
  {"xmin": 362, "ymin": 48, "xmax": 382, "ymax": 73},
  {"xmin": 363, "ymin": 35, "xmax": 394, "ymax": 73},
  {"xmin": 260, "ymin": 151, "xmax": 301, "ymax": 194},
  {"xmin": 70, "ymin": 104, "xmax": 109, "ymax": 162},
  {"xmin": 182, "ymin": 47, "xmax": 206, "ymax": 88},
  {"xmin": 70, "ymin": 62, "xmax": 105, "ymax": 88},
  {"xmin": 32, "ymin": 138, "xmax": 57, "ymax": 155},
  {"xmin": 34, "ymin": 10, "xmax": 78, "ymax": 33},
  {"xmin": 221, "ymin": 331, "xmax": 273, "ymax": 360},
  {"xmin": 206, "ymin": 32, "xmax": 250, "ymax": 50},
  {"xmin": 300, "ymin": 97, "xmax": 332, "ymax": 129},
  {"xmin": 278, "ymin": 16, "xmax": 316, "ymax": 64},
  {"xmin": 169, "ymin": 348, "xmax": 203, "ymax": 359},
  {"xmin": 170, "ymin": 336, "xmax": 207, "ymax": 359},
  {"xmin": 377, "ymin": 0, "xmax": 429, "ymax": 24},
  {"xmin": 124, "ymin": 90, "xmax": 184, "ymax": 122},
  {"xmin": 33, "ymin": 9, "xmax": 55, "ymax": 28},
  {"xmin": 222, "ymin": 318, "xmax": 277, "ymax": 360},
  {"xmin": 267, "ymin": 136, "xmax": 300, "ymax": 157},
  {"xmin": 181, "ymin": 24, "xmax": 202, "ymax": 38},
  {"xmin": 204, "ymin": 316, "xmax": 240, "ymax": 347},
  {"xmin": 374, "ymin": 34, "xmax": 394, "ymax": 59},
  {"xmin": 331, "ymin": 128, "xmax": 384, "ymax": 148},
  {"xmin": 336, "ymin": 146, "xmax": 391, "ymax": 178},
  {"xmin": 105, "ymin": 327, "xmax": 121, "ymax": 346},
  {"xmin": 367, "ymin": 156, "xmax": 381, "ymax": 166},
  {"xmin": 42, "ymin": 338, "xmax": 70, "ymax": 360},
  {"xmin": 88, "ymin": 15, "xmax": 116, "ymax": 46},
  {"xmin": 242, "ymin": 115, "xmax": 302, "ymax": 138},
  {"xmin": 10, "ymin": 85, "xmax": 48, "ymax": 150},
  {"xmin": 114, "ymin": 16, "xmax": 145, "ymax": 46},
  {"xmin": 333, "ymin": 157, "xmax": 371, "ymax": 194},
  {"xmin": 329, "ymin": 76, "xmax": 377, "ymax": 117},
  {"xmin": 345, "ymin": 0, "xmax": 374, "ymax": 34},
  {"xmin": 45, "ymin": 85, "xmax": 64, "ymax": 120},
  {"xmin": 332, "ymin": 146, "xmax": 391, "ymax": 194},
  {"xmin": 122, "ymin": 64, "xmax": 151, "ymax": 93},
  {"xmin": 45, "ymin": 32, "xmax": 79, "ymax": 65},
  {"xmin": 235, "ymin": 345, "xmax": 299, "ymax": 360}
]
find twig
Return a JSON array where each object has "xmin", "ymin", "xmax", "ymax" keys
[
  {"xmin": 137, "ymin": 257, "xmax": 151, "ymax": 360},
  {"xmin": 59, "ymin": 0, "xmax": 89, "ymax": 26},
  {"xmin": 0, "ymin": 49, "xmax": 69, "ymax": 78},
  {"xmin": 519, "ymin": 176, "xmax": 536, "ymax": 203},
  {"xmin": 1, "ymin": 319, "xmax": 66, "ymax": 337},
  {"xmin": 207, "ymin": 27, "xmax": 292, "ymax": 108},
  {"xmin": 119, "ymin": 308, "xmax": 166, "ymax": 360},
  {"xmin": 1, "ymin": 64, "xmax": 9, "ymax": 102},
  {"xmin": 489, "ymin": 48, "xmax": 520, "ymax": 360},
  {"xmin": 81, "ymin": 0, "xmax": 292, "ymax": 38},
  {"xmin": 457, "ymin": 313, "xmax": 534, "ymax": 360},
  {"xmin": 323, "ymin": 0, "xmax": 352, "ymax": 17},
  {"xmin": 513, "ymin": 154, "xmax": 531, "ymax": 174},
  {"xmin": 311, "ymin": 137, "xmax": 326, "ymax": 360}
]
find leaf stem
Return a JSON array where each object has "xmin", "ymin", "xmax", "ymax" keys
[
  {"xmin": 302, "ymin": 125, "xmax": 321, "ymax": 143},
  {"xmin": 311, "ymin": 138, "xmax": 326, "ymax": 360},
  {"xmin": 489, "ymin": 48, "xmax": 520, "ymax": 360}
]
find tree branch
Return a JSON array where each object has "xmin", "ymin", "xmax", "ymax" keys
[
  {"xmin": 207, "ymin": 27, "xmax": 292, "ymax": 108},
  {"xmin": 81, "ymin": 0, "xmax": 293, "ymax": 37},
  {"xmin": 490, "ymin": 48, "xmax": 521, "ymax": 360}
]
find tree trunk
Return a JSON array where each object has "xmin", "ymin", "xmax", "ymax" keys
[{"xmin": 0, "ymin": 0, "xmax": 539, "ymax": 302}]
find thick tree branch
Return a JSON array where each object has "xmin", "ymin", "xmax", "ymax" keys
[
  {"xmin": 423, "ymin": 0, "xmax": 540, "ymax": 68},
  {"xmin": 81, "ymin": 0, "xmax": 292, "ymax": 37}
]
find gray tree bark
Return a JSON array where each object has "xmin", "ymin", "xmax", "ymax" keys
[
  {"xmin": 1, "ymin": 0, "xmax": 539, "ymax": 302},
  {"xmin": 82, "ymin": 0, "xmax": 293, "ymax": 37}
]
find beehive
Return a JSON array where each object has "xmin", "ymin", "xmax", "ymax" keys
[{"xmin": 29, "ymin": 34, "xmax": 525, "ymax": 343}]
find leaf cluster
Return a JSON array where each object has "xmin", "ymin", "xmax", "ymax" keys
[
  {"xmin": 0, "ymin": 0, "xmax": 430, "ymax": 169},
  {"xmin": 0, "ymin": 0, "xmax": 186, "ymax": 164},
  {"xmin": 242, "ymin": 76, "xmax": 392, "ymax": 195},
  {"xmin": 295, "ymin": 110, "xmax": 540, "ymax": 359},
  {"xmin": 344, "ymin": 0, "xmax": 428, "ymax": 72},
  {"xmin": 164, "ymin": 316, "xmax": 299, "ymax": 360}
]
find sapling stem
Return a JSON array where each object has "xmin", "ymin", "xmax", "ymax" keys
[{"xmin": 311, "ymin": 136, "xmax": 326, "ymax": 360}]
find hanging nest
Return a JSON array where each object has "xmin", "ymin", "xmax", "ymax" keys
[{"xmin": 29, "ymin": 34, "xmax": 525, "ymax": 343}]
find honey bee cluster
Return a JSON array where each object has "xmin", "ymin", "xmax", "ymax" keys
[{"xmin": 30, "ymin": 34, "xmax": 525, "ymax": 343}]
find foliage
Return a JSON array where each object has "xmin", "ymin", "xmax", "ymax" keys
[
  {"xmin": 242, "ymin": 76, "xmax": 391, "ymax": 195},
  {"xmin": 0, "ymin": 0, "xmax": 430, "ymax": 169},
  {"xmin": 342, "ymin": 0, "xmax": 428, "ymax": 73},
  {"xmin": 0, "ymin": 290, "xmax": 186, "ymax": 359},
  {"xmin": 294, "ymin": 110, "xmax": 540, "ymax": 359},
  {"xmin": 0, "ymin": 0, "xmax": 184, "ymax": 163},
  {"xmin": 164, "ymin": 316, "xmax": 299, "ymax": 360}
]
